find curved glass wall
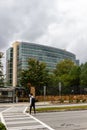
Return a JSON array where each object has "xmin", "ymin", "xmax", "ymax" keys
[
  {"xmin": 6, "ymin": 42, "xmax": 79, "ymax": 86},
  {"xmin": 18, "ymin": 42, "xmax": 77, "ymax": 71}
]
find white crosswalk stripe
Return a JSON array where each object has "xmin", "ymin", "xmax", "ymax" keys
[{"xmin": 1, "ymin": 106, "xmax": 54, "ymax": 130}]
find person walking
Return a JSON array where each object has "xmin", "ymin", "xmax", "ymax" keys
[{"xmin": 29, "ymin": 93, "xmax": 36, "ymax": 114}]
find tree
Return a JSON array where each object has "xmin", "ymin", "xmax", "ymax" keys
[
  {"xmin": 54, "ymin": 59, "xmax": 75, "ymax": 76},
  {"xmin": 19, "ymin": 70, "xmax": 29, "ymax": 88},
  {"xmin": 20, "ymin": 58, "xmax": 49, "ymax": 95},
  {"xmin": 46, "ymin": 74, "xmax": 60, "ymax": 95},
  {"xmin": 53, "ymin": 59, "xmax": 78, "ymax": 94},
  {"xmin": 69, "ymin": 66, "xmax": 81, "ymax": 94},
  {"xmin": 80, "ymin": 62, "xmax": 87, "ymax": 93},
  {"xmin": 27, "ymin": 58, "xmax": 49, "ymax": 87}
]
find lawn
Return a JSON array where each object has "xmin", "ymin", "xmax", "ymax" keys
[{"xmin": 36, "ymin": 105, "xmax": 87, "ymax": 112}]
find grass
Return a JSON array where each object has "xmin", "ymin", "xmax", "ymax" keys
[{"xmin": 36, "ymin": 105, "xmax": 87, "ymax": 112}]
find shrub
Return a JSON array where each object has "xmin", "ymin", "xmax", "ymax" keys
[
  {"xmin": 69, "ymin": 99, "xmax": 73, "ymax": 103},
  {"xmin": 59, "ymin": 99, "xmax": 64, "ymax": 103},
  {"xmin": 82, "ymin": 99, "xmax": 86, "ymax": 103},
  {"xmin": 76, "ymin": 99, "xmax": 80, "ymax": 103},
  {"xmin": 0, "ymin": 122, "xmax": 6, "ymax": 130}
]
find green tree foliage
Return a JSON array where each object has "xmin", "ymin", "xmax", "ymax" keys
[
  {"xmin": 69, "ymin": 66, "xmax": 81, "ymax": 94},
  {"xmin": 80, "ymin": 62, "xmax": 87, "ymax": 87},
  {"xmin": 46, "ymin": 74, "xmax": 60, "ymax": 95},
  {"xmin": 54, "ymin": 59, "xmax": 80, "ymax": 94},
  {"xmin": 69, "ymin": 66, "xmax": 81, "ymax": 86},
  {"xmin": 54, "ymin": 59, "xmax": 75, "ymax": 76},
  {"xmin": 20, "ymin": 58, "xmax": 49, "ymax": 95},
  {"xmin": 27, "ymin": 58, "xmax": 49, "ymax": 87},
  {"xmin": 19, "ymin": 70, "xmax": 29, "ymax": 88},
  {"xmin": 19, "ymin": 58, "xmax": 87, "ymax": 95},
  {"xmin": 0, "ymin": 122, "xmax": 6, "ymax": 130}
]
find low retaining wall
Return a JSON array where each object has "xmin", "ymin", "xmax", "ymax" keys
[
  {"xmin": 14, "ymin": 95, "xmax": 87, "ymax": 103},
  {"xmin": 36, "ymin": 95, "xmax": 87, "ymax": 102}
]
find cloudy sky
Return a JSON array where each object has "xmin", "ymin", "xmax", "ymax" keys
[{"xmin": 1, "ymin": 0, "xmax": 87, "ymax": 64}]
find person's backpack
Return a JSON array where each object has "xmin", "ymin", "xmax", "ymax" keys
[{"xmin": 31, "ymin": 97, "xmax": 35, "ymax": 104}]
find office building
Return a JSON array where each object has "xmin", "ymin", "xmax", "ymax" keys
[{"xmin": 6, "ymin": 41, "xmax": 79, "ymax": 87}]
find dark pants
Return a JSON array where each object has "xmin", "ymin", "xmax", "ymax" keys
[{"xmin": 30, "ymin": 104, "xmax": 36, "ymax": 114}]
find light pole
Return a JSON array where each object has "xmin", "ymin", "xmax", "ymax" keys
[
  {"xmin": 59, "ymin": 82, "xmax": 61, "ymax": 96},
  {"xmin": 44, "ymin": 86, "xmax": 46, "ymax": 104}
]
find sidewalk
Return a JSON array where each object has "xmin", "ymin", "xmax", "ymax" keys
[
  {"xmin": 0, "ymin": 101, "xmax": 87, "ymax": 107},
  {"xmin": 0, "ymin": 101, "xmax": 50, "ymax": 108}
]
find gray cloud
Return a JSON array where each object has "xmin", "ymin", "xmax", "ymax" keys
[{"xmin": 0, "ymin": 0, "xmax": 87, "ymax": 64}]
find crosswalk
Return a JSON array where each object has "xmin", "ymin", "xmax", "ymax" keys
[{"xmin": 0, "ymin": 106, "xmax": 54, "ymax": 130}]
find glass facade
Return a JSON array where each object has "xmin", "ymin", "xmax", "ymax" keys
[
  {"xmin": 18, "ymin": 42, "xmax": 76, "ymax": 70},
  {"xmin": 18, "ymin": 42, "xmax": 78, "ymax": 70},
  {"xmin": 6, "ymin": 42, "xmax": 79, "ymax": 86}
]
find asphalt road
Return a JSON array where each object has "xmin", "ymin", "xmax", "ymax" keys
[
  {"xmin": 0, "ymin": 103, "xmax": 87, "ymax": 130},
  {"xmin": 35, "ymin": 110, "xmax": 87, "ymax": 130}
]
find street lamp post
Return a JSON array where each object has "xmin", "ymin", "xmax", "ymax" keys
[
  {"xmin": 44, "ymin": 86, "xmax": 46, "ymax": 104},
  {"xmin": 59, "ymin": 82, "xmax": 61, "ymax": 96}
]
